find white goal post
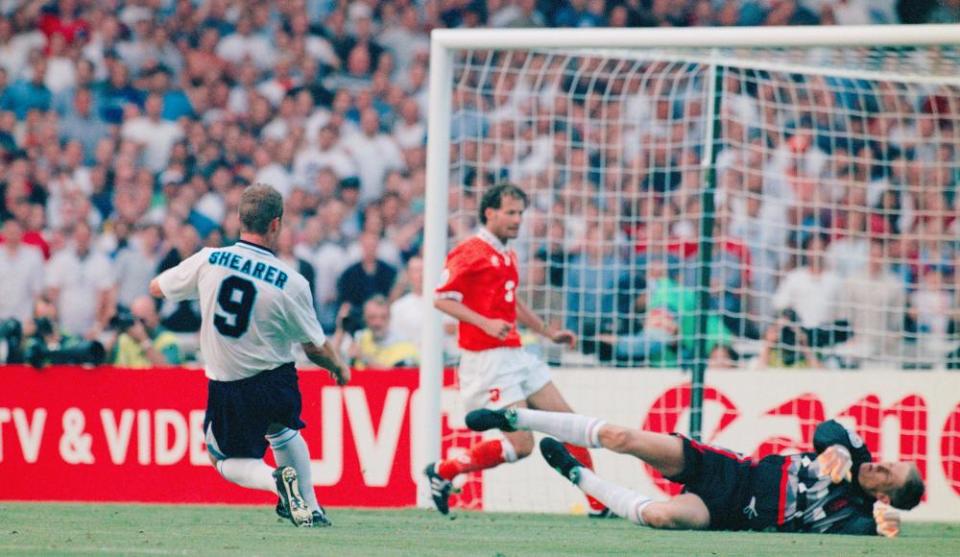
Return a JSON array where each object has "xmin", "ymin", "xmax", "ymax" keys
[{"xmin": 417, "ymin": 25, "xmax": 960, "ymax": 508}]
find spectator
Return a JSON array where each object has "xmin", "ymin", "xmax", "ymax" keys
[
  {"xmin": 293, "ymin": 123, "xmax": 357, "ymax": 186},
  {"xmin": 827, "ymin": 209, "xmax": 869, "ymax": 278},
  {"xmin": 612, "ymin": 258, "xmax": 732, "ymax": 367},
  {"xmin": 22, "ymin": 296, "xmax": 106, "ymax": 368},
  {"xmin": 215, "ymin": 13, "xmax": 275, "ymax": 71},
  {"xmin": 392, "ymin": 98, "xmax": 425, "ymax": 150},
  {"xmin": 0, "ymin": 17, "xmax": 46, "ymax": 82},
  {"xmin": 754, "ymin": 313, "xmax": 824, "ymax": 369},
  {"xmin": 112, "ymin": 295, "xmax": 181, "ymax": 367},
  {"xmin": 377, "ymin": 6, "xmax": 428, "ymax": 72},
  {"xmin": 334, "ymin": 295, "xmax": 418, "ymax": 369},
  {"xmin": 58, "ymin": 88, "xmax": 110, "ymax": 164},
  {"xmin": 0, "ymin": 217, "xmax": 44, "ymax": 323},
  {"xmin": 121, "ymin": 93, "xmax": 184, "ymax": 173},
  {"xmin": 95, "ymin": 61, "xmax": 143, "ymax": 124},
  {"xmin": 389, "ymin": 254, "xmax": 457, "ymax": 350},
  {"xmin": 336, "ymin": 230, "xmax": 397, "ymax": 333},
  {"xmin": 45, "ymin": 221, "xmax": 115, "ymax": 338},
  {"xmin": 114, "ymin": 223, "xmax": 162, "ymax": 310},
  {"xmin": 276, "ymin": 226, "xmax": 316, "ymax": 299},
  {"xmin": 519, "ymin": 252, "xmax": 565, "ymax": 364},
  {"xmin": 298, "ymin": 205, "xmax": 350, "ymax": 331},
  {"xmin": 836, "ymin": 240, "xmax": 905, "ymax": 363},
  {"xmin": 0, "ymin": 57, "xmax": 52, "ymax": 120},
  {"xmin": 341, "ymin": 108, "xmax": 403, "ymax": 203},
  {"xmin": 564, "ymin": 225, "xmax": 622, "ymax": 353},
  {"xmin": 908, "ymin": 265, "xmax": 953, "ymax": 343},
  {"xmin": 772, "ymin": 234, "xmax": 851, "ymax": 350},
  {"xmin": 157, "ymin": 223, "xmax": 202, "ymax": 334}
]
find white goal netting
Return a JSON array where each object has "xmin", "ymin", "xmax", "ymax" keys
[{"xmin": 444, "ymin": 45, "xmax": 960, "ymax": 372}]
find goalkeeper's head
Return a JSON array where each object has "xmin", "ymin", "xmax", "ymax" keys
[{"xmin": 858, "ymin": 461, "xmax": 925, "ymax": 510}]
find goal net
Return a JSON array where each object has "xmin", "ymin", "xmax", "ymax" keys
[{"xmin": 424, "ymin": 27, "xmax": 960, "ymax": 513}]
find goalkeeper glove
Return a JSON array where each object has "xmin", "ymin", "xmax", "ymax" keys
[
  {"xmin": 873, "ymin": 500, "xmax": 900, "ymax": 538},
  {"xmin": 816, "ymin": 445, "xmax": 853, "ymax": 483}
]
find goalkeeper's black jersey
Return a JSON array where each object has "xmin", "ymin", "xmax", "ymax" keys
[{"xmin": 757, "ymin": 420, "xmax": 878, "ymax": 534}]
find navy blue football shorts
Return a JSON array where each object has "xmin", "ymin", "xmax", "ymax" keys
[
  {"xmin": 665, "ymin": 434, "xmax": 757, "ymax": 531},
  {"xmin": 204, "ymin": 362, "xmax": 306, "ymax": 460}
]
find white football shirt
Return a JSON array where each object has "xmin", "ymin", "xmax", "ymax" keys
[{"xmin": 156, "ymin": 240, "xmax": 326, "ymax": 381}]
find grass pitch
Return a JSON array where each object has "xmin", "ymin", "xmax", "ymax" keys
[{"xmin": 0, "ymin": 503, "xmax": 957, "ymax": 556}]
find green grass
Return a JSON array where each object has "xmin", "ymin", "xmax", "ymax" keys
[{"xmin": 0, "ymin": 504, "xmax": 956, "ymax": 556}]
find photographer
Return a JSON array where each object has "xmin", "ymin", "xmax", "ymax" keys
[
  {"xmin": 23, "ymin": 297, "xmax": 106, "ymax": 368},
  {"xmin": 754, "ymin": 311, "xmax": 824, "ymax": 369},
  {"xmin": 112, "ymin": 295, "xmax": 181, "ymax": 368}
]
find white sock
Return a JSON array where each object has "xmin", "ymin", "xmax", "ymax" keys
[
  {"xmin": 268, "ymin": 428, "xmax": 320, "ymax": 513},
  {"xmin": 513, "ymin": 409, "xmax": 605, "ymax": 448},
  {"xmin": 216, "ymin": 458, "xmax": 276, "ymax": 492},
  {"xmin": 501, "ymin": 437, "xmax": 519, "ymax": 463},
  {"xmin": 577, "ymin": 468, "xmax": 652, "ymax": 525}
]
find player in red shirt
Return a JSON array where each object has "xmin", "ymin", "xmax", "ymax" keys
[{"xmin": 424, "ymin": 183, "xmax": 608, "ymax": 517}]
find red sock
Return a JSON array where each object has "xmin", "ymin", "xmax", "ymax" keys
[
  {"xmin": 565, "ymin": 443, "xmax": 607, "ymax": 514},
  {"xmin": 437, "ymin": 439, "xmax": 507, "ymax": 481}
]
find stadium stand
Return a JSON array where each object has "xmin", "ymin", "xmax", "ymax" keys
[{"xmin": 0, "ymin": 0, "xmax": 956, "ymax": 370}]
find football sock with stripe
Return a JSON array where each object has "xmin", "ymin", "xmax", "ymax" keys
[
  {"xmin": 513, "ymin": 409, "xmax": 605, "ymax": 448},
  {"xmin": 576, "ymin": 468, "xmax": 652, "ymax": 525},
  {"xmin": 437, "ymin": 438, "xmax": 516, "ymax": 481},
  {"xmin": 563, "ymin": 443, "xmax": 607, "ymax": 514},
  {"xmin": 216, "ymin": 458, "xmax": 277, "ymax": 492},
  {"xmin": 268, "ymin": 428, "xmax": 321, "ymax": 513}
]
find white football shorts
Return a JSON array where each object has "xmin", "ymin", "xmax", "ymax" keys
[{"xmin": 457, "ymin": 346, "xmax": 552, "ymax": 412}]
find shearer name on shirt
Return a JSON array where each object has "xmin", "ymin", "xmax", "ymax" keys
[{"xmin": 208, "ymin": 250, "xmax": 289, "ymax": 289}]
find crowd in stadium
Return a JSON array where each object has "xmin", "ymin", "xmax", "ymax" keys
[{"xmin": 0, "ymin": 0, "xmax": 958, "ymax": 371}]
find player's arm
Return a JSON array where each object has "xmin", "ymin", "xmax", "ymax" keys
[
  {"xmin": 434, "ymin": 297, "xmax": 511, "ymax": 341},
  {"xmin": 814, "ymin": 419, "xmax": 872, "ymax": 484},
  {"xmin": 150, "ymin": 249, "xmax": 208, "ymax": 301},
  {"xmin": 302, "ymin": 340, "xmax": 350, "ymax": 386},
  {"xmin": 287, "ymin": 279, "xmax": 350, "ymax": 385},
  {"xmin": 516, "ymin": 298, "xmax": 575, "ymax": 348},
  {"xmin": 825, "ymin": 513, "xmax": 881, "ymax": 536}
]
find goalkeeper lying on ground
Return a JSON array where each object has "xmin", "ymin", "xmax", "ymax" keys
[{"xmin": 467, "ymin": 409, "xmax": 923, "ymax": 536}]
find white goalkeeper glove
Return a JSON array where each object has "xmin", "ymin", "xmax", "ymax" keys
[
  {"xmin": 816, "ymin": 445, "xmax": 853, "ymax": 484},
  {"xmin": 873, "ymin": 500, "xmax": 900, "ymax": 538}
]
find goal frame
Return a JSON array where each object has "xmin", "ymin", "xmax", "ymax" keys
[{"xmin": 418, "ymin": 24, "xmax": 960, "ymax": 505}]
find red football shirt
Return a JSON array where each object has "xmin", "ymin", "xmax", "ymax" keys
[{"xmin": 435, "ymin": 229, "xmax": 521, "ymax": 351}]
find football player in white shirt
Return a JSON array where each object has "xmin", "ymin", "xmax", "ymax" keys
[{"xmin": 149, "ymin": 184, "xmax": 350, "ymax": 528}]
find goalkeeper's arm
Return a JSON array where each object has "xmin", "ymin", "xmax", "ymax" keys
[{"xmin": 814, "ymin": 420, "xmax": 873, "ymax": 483}]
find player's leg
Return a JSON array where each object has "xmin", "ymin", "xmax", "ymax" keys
[
  {"xmin": 637, "ymin": 495, "xmax": 711, "ymax": 530},
  {"xmin": 425, "ymin": 349, "xmax": 531, "ymax": 515},
  {"xmin": 425, "ymin": 399, "xmax": 532, "ymax": 515},
  {"xmin": 205, "ymin": 367, "xmax": 313, "ymax": 527},
  {"xmin": 467, "ymin": 408, "xmax": 686, "ymax": 477},
  {"xmin": 264, "ymin": 364, "xmax": 331, "ymax": 526},
  {"xmin": 540, "ymin": 438, "xmax": 709, "ymax": 529},
  {"xmin": 436, "ymin": 399, "xmax": 533, "ymax": 479},
  {"xmin": 525, "ymin": 381, "xmax": 608, "ymax": 516},
  {"xmin": 266, "ymin": 424, "xmax": 331, "ymax": 527}
]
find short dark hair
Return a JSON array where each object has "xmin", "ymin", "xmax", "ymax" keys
[
  {"xmin": 478, "ymin": 183, "xmax": 528, "ymax": 225},
  {"xmin": 239, "ymin": 183, "xmax": 283, "ymax": 234},
  {"xmin": 890, "ymin": 464, "xmax": 925, "ymax": 510}
]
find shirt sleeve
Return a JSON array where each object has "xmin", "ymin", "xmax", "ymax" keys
[
  {"xmin": 285, "ymin": 278, "xmax": 327, "ymax": 346},
  {"xmin": 434, "ymin": 247, "xmax": 475, "ymax": 302},
  {"xmin": 825, "ymin": 513, "xmax": 877, "ymax": 536},
  {"xmin": 156, "ymin": 249, "xmax": 208, "ymax": 302},
  {"xmin": 814, "ymin": 419, "xmax": 873, "ymax": 468}
]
